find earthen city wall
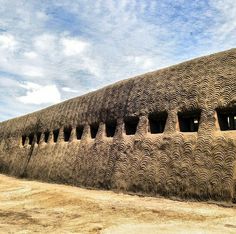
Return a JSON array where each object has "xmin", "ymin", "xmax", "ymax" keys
[{"xmin": 0, "ymin": 49, "xmax": 236, "ymax": 203}]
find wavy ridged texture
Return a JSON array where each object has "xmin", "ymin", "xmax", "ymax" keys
[{"xmin": 0, "ymin": 49, "xmax": 236, "ymax": 203}]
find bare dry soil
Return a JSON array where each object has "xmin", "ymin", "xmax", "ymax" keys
[{"xmin": 0, "ymin": 174, "xmax": 236, "ymax": 233}]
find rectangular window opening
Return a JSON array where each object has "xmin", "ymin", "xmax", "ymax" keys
[
  {"xmin": 217, "ymin": 108, "xmax": 236, "ymax": 131},
  {"xmin": 64, "ymin": 126, "xmax": 72, "ymax": 142},
  {"xmin": 124, "ymin": 117, "xmax": 139, "ymax": 135},
  {"xmin": 106, "ymin": 120, "xmax": 117, "ymax": 137},
  {"xmin": 29, "ymin": 133, "xmax": 34, "ymax": 145},
  {"xmin": 36, "ymin": 132, "xmax": 42, "ymax": 144},
  {"xmin": 178, "ymin": 110, "xmax": 201, "ymax": 132},
  {"xmin": 148, "ymin": 112, "xmax": 168, "ymax": 134},
  {"xmin": 76, "ymin": 126, "xmax": 84, "ymax": 140},
  {"xmin": 22, "ymin": 135, "xmax": 26, "ymax": 146},
  {"xmin": 90, "ymin": 124, "xmax": 99, "ymax": 139},
  {"xmin": 44, "ymin": 131, "xmax": 50, "ymax": 143},
  {"xmin": 53, "ymin": 129, "xmax": 60, "ymax": 143}
]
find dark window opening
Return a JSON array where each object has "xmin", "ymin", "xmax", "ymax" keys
[
  {"xmin": 64, "ymin": 126, "xmax": 72, "ymax": 142},
  {"xmin": 22, "ymin": 135, "xmax": 26, "ymax": 146},
  {"xmin": 90, "ymin": 123, "xmax": 99, "ymax": 139},
  {"xmin": 44, "ymin": 131, "xmax": 50, "ymax": 143},
  {"xmin": 178, "ymin": 110, "xmax": 201, "ymax": 132},
  {"xmin": 29, "ymin": 133, "xmax": 34, "ymax": 145},
  {"xmin": 124, "ymin": 117, "xmax": 139, "ymax": 135},
  {"xmin": 36, "ymin": 132, "xmax": 42, "ymax": 144},
  {"xmin": 148, "ymin": 112, "xmax": 167, "ymax": 134},
  {"xmin": 106, "ymin": 120, "xmax": 117, "ymax": 137},
  {"xmin": 76, "ymin": 126, "xmax": 84, "ymax": 140},
  {"xmin": 53, "ymin": 129, "xmax": 60, "ymax": 142},
  {"xmin": 217, "ymin": 108, "xmax": 236, "ymax": 131}
]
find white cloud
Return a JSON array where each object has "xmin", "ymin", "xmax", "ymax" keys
[
  {"xmin": 23, "ymin": 51, "xmax": 38, "ymax": 59},
  {"xmin": 62, "ymin": 87, "xmax": 78, "ymax": 93},
  {"xmin": 33, "ymin": 34, "xmax": 56, "ymax": 52},
  {"xmin": 18, "ymin": 82, "xmax": 61, "ymax": 105},
  {"xmin": 61, "ymin": 37, "xmax": 89, "ymax": 56},
  {"xmin": 0, "ymin": 34, "xmax": 17, "ymax": 50},
  {"xmin": 36, "ymin": 11, "xmax": 49, "ymax": 21},
  {"xmin": 19, "ymin": 82, "xmax": 41, "ymax": 90},
  {"xmin": 0, "ymin": 76, "xmax": 18, "ymax": 88},
  {"xmin": 126, "ymin": 56, "xmax": 155, "ymax": 70},
  {"xmin": 21, "ymin": 65, "xmax": 44, "ymax": 77}
]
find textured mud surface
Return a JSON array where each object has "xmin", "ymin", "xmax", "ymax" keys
[
  {"xmin": 0, "ymin": 174, "xmax": 236, "ymax": 234},
  {"xmin": 0, "ymin": 49, "xmax": 236, "ymax": 202}
]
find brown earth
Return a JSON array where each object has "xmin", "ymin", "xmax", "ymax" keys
[{"xmin": 0, "ymin": 174, "xmax": 236, "ymax": 234}]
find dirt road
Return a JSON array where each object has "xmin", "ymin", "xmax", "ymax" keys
[{"xmin": 0, "ymin": 174, "xmax": 236, "ymax": 233}]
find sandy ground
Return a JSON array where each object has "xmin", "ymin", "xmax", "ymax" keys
[{"xmin": 0, "ymin": 175, "xmax": 236, "ymax": 234}]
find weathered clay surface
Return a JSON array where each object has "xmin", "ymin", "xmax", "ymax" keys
[{"xmin": 0, "ymin": 48, "xmax": 236, "ymax": 203}]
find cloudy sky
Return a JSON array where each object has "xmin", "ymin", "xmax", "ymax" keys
[{"xmin": 0, "ymin": 0, "xmax": 235, "ymax": 121}]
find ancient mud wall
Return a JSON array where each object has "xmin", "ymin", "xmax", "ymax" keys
[{"xmin": 0, "ymin": 48, "xmax": 236, "ymax": 203}]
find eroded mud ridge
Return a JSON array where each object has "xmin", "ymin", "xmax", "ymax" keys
[{"xmin": 0, "ymin": 49, "xmax": 236, "ymax": 203}]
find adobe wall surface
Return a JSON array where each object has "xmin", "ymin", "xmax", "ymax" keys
[{"xmin": 0, "ymin": 48, "xmax": 236, "ymax": 203}]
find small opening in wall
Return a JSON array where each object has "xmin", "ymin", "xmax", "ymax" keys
[
  {"xmin": 148, "ymin": 111, "xmax": 168, "ymax": 134},
  {"xmin": 53, "ymin": 129, "xmax": 60, "ymax": 142},
  {"xmin": 36, "ymin": 132, "xmax": 41, "ymax": 144},
  {"xmin": 178, "ymin": 110, "xmax": 201, "ymax": 132},
  {"xmin": 124, "ymin": 117, "xmax": 139, "ymax": 135},
  {"xmin": 22, "ymin": 135, "xmax": 26, "ymax": 146},
  {"xmin": 29, "ymin": 133, "xmax": 34, "ymax": 145},
  {"xmin": 106, "ymin": 120, "xmax": 117, "ymax": 137},
  {"xmin": 64, "ymin": 126, "xmax": 72, "ymax": 142},
  {"xmin": 76, "ymin": 126, "xmax": 84, "ymax": 140},
  {"xmin": 217, "ymin": 108, "xmax": 236, "ymax": 131},
  {"xmin": 90, "ymin": 123, "xmax": 99, "ymax": 139},
  {"xmin": 44, "ymin": 131, "xmax": 50, "ymax": 143},
  {"xmin": 106, "ymin": 120, "xmax": 116, "ymax": 137}
]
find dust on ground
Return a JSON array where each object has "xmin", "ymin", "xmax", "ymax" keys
[{"xmin": 0, "ymin": 174, "xmax": 236, "ymax": 234}]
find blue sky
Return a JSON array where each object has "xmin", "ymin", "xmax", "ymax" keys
[{"xmin": 0, "ymin": 0, "xmax": 235, "ymax": 121}]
